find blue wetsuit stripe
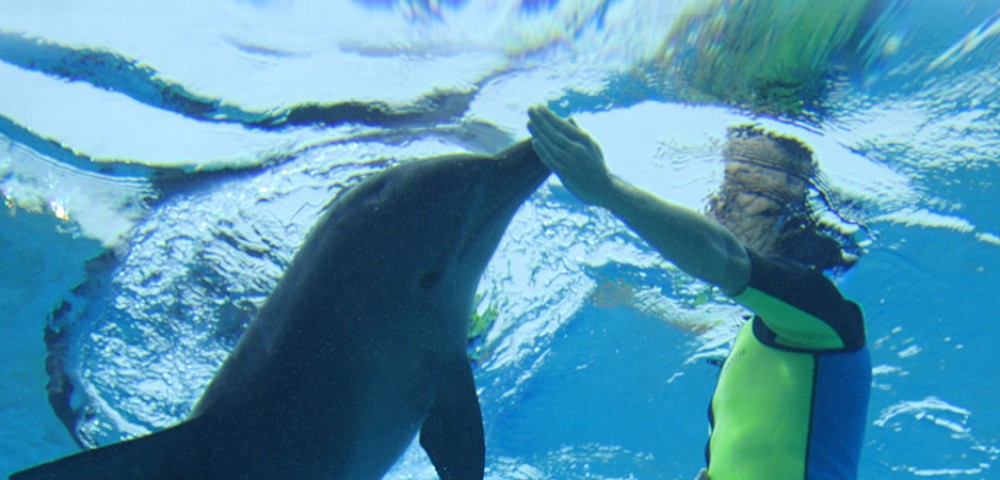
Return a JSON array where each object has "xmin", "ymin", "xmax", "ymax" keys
[{"xmin": 807, "ymin": 350, "xmax": 872, "ymax": 479}]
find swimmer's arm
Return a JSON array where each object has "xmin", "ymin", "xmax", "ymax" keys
[
  {"xmin": 601, "ymin": 176, "xmax": 750, "ymax": 295},
  {"xmin": 528, "ymin": 105, "xmax": 750, "ymax": 295}
]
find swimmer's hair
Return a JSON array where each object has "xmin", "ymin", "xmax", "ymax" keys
[
  {"xmin": 724, "ymin": 125, "xmax": 817, "ymax": 181},
  {"xmin": 713, "ymin": 125, "xmax": 860, "ymax": 272}
]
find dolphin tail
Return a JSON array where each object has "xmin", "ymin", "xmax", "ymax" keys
[
  {"xmin": 9, "ymin": 417, "xmax": 207, "ymax": 480},
  {"xmin": 419, "ymin": 360, "xmax": 485, "ymax": 480}
]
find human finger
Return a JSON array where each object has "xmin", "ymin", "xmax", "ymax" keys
[
  {"xmin": 528, "ymin": 107, "xmax": 571, "ymax": 150},
  {"xmin": 528, "ymin": 106, "xmax": 573, "ymax": 143},
  {"xmin": 528, "ymin": 109, "xmax": 586, "ymax": 158},
  {"xmin": 533, "ymin": 106, "xmax": 592, "ymax": 146},
  {"xmin": 528, "ymin": 109, "xmax": 573, "ymax": 155},
  {"xmin": 530, "ymin": 138, "xmax": 559, "ymax": 170},
  {"xmin": 531, "ymin": 130, "xmax": 574, "ymax": 169}
]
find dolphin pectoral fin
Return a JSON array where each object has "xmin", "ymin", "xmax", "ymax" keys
[
  {"xmin": 9, "ymin": 417, "xmax": 207, "ymax": 480},
  {"xmin": 419, "ymin": 361, "xmax": 485, "ymax": 480}
]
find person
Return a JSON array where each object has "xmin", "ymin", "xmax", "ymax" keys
[{"xmin": 527, "ymin": 105, "xmax": 871, "ymax": 480}]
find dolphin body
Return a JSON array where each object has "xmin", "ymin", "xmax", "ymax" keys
[{"xmin": 12, "ymin": 140, "xmax": 548, "ymax": 480}]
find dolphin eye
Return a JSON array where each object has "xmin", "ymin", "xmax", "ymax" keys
[{"xmin": 418, "ymin": 268, "xmax": 444, "ymax": 290}]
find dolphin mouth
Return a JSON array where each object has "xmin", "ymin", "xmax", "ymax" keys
[
  {"xmin": 482, "ymin": 140, "xmax": 550, "ymax": 223},
  {"xmin": 490, "ymin": 139, "xmax": 550, "ymax": 204},
  {"xmin": 458, "ymin": 140, "xmax": 549, "ymax": 259}
]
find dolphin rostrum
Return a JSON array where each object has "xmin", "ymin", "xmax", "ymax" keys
[{"xmin": 11, "ymin": 140, "xmax": 549, "ymax": 480}]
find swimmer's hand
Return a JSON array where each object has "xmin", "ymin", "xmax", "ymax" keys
[{"xmin": 527, "ymin": 105, "xmax": 613, "ymax": 206}]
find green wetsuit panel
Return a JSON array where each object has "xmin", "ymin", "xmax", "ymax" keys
[
  {"xmin": 708, "ymin": 323, "xmax": 814, "ymax": 480},
  {"xmin": 734, "ymin": 286, "xmax": 845, "ymax": 350}
]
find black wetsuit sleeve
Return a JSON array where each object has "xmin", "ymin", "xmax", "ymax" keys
[{"xmin": 734, "ymin": 249, "xmax": 866, "ymax": 351}]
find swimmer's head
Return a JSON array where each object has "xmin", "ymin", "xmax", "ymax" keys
[{"xmin": 708, "ymin": 126, "xmax": 854, "ymax": 271}]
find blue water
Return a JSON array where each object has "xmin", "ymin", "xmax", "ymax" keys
[{"xmin": 2, "ymin": 0, "xmax": 1000, "ymax": 478}]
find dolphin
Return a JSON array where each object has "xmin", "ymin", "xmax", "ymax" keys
[{"xmin": 11, "ymin": 140, "xmax": 549, "ymax": 480}]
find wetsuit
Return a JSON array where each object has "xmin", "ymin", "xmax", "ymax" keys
[{"xmin": 706, "ymin": 249, "xmax": 870, "ymax": 480}]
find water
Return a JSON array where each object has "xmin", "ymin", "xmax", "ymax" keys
[{"xmin": 2, "ymin": 0, "xmax": 999, "ymax": 478}]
